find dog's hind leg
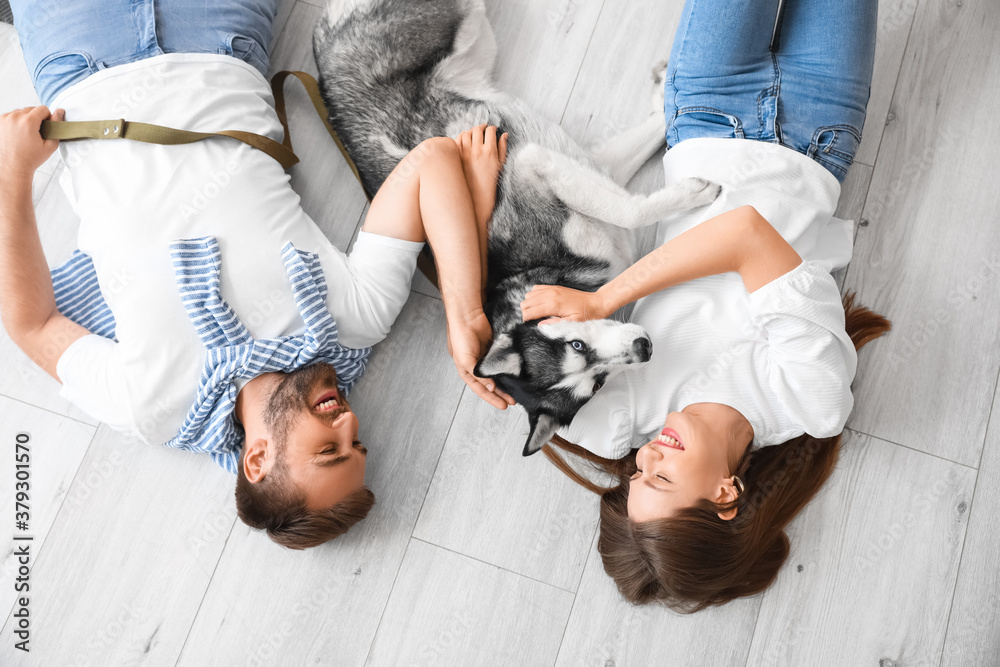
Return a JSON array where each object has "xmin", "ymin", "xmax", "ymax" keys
[
  {"xmin": 588, "ymin": 113, "xmax": 666, "ymax": 187},
  {"xmin": 588, "ymin": 61, "xmax": 670, "ymax": 186},
  {"xmin": 520, "ymin": 144, "xmax": 720, "ymax": 229}
]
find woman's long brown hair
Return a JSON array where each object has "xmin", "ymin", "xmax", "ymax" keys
[{"xmin": 542, "ymin": 293, "xmax": 891, "ymax": 611}]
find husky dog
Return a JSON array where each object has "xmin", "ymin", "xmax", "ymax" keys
[{"xmin": 314, "ymin": 0, "xmax": 720, "ymax": 455}]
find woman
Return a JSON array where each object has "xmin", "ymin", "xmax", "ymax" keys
[{"xmin": 519, "ymin": 0, "xmax": 890, "ymax": 610}]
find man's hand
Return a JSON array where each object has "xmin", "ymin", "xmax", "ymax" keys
[
  {"xmin": 455, "ymin": 123, "xmax": 508, "ymax": 225},
  {"xmin": 447, "ymin": 309, "xmax": 515, "ymax": 410},
  {"xmin": 0, "ymin": 106, "xmax": 64, "ymax": 183},
  {"xmin": 0, "ymin": 105, "xmax": 90, "ymax": 382},
  {"xmin": 521, "ymin": 284, "xmax": 610, "ymax": 323}
]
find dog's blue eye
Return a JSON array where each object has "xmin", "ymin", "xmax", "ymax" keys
[{"xmin": 571, "ymin": 340, "xmax": 585, "ymax": 351}]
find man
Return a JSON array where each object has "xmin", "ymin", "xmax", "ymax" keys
[{"xmin": 0, "ymin": 0, "xmax": 511, "ymax": 549}]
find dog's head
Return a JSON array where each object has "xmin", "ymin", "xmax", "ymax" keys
[{"xmin": 475, "ymin": 319, "xmax": 652, "ymax": 456}]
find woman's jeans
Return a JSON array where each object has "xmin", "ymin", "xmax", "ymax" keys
[
  {"xmin": 665, "ymin": 0, "xmax": 877, "ymax": 182},
  {"xmin": 12, "ymin": 0, "xmax": 875, "ymax": 182},
  {"xmin": 10, "ymin": 0, "xmax": 276, "ymax": 106}
]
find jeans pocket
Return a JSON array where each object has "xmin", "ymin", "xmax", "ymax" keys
[
  {"xmin": 671, "ymin": 107, "xmax": 745, "ymax": 143},
  {"xmin": 808, "ymin": 125, "xmax": 862, "ymax": 179},
  {"xmin": 224, "ymin": 34, "xmax": 267, "ymax": 74},
  {"xmin": 32, "ymin": 51, "xmax": 96, "ymax": 105},
  {"xmin": 33, "ymin": 50, "xmax": 95, "ymax": 83}
]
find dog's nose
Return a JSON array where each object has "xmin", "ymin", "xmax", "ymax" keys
[{"xmin": 632, "ymin": 336, "xmax": 652, "ymax": 362}]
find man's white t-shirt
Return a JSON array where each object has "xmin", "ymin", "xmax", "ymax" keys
[
  {"xmin": 561, "ymin": 138, "xmax": 859, "ymax": 457},
  {"xmin": 51, "ymin": 54, "xmax": 423, "ymax": 445}
]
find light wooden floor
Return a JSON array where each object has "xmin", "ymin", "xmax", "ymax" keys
[{"xmin": 2, "ymin": 0, "xmax": 999, "ymax": 665}]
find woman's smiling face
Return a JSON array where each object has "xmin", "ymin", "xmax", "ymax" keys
[{"xmin": 627, "ymin": 405, "xmax": 751, "ymax": 522}]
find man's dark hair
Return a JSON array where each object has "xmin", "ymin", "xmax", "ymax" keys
[
  {"xmin": 234, "ymin": 363, "xmax": 374, "ymax": 549},
  {"xmin": 234, "ymin": 444, "xmax": 375, "ymax": 549}
]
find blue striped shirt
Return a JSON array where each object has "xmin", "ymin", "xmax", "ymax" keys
[{"xmin": 51, "ymin": 238, "xmax": 371, "ymax": 473}]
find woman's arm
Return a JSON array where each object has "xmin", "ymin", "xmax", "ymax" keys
[
  {"xmin": 456, "ymin": 124, "xmax": 507, "ymax": 293},
  {"xmin": 520, "ymin": 205, "xmax": 802, "ymax": 322},
  {"xmin": 361, "ymin": 130, "xmax": 513, "ymax": 409}
]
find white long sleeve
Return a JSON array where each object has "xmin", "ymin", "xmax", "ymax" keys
[
  {"xmin": 750, "ymin": 262, "xmax": 857, "ymax": 441},
  {"xmin": 561, "ymin": 138, "xmax": 857, "ymax": 459}
]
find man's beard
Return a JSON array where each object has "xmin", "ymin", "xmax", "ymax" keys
[{"xmin": 262, "ymin": 363, "xmax": 342, "ymax": 448}]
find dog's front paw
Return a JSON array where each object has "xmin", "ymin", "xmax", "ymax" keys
[{"xmin": 678, "ymin": 177, "xmax": 722, "ymax": 208}]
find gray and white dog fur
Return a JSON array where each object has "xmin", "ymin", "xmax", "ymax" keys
[{"xmin": 314, "ymin": 0, "xmax": 720, "ymax": 455}]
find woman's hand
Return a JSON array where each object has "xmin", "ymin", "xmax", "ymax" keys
[
  {"xmin": 0, "ymin": 106, "xmax": 64, "ymax": 184},
  {"xmin": 521, "ymin": 284, "xmax": 610, "ymax": 323},
  {"xmin": 455, "ymin": 123, "xmax": 508, "ymax": 224},
  {"xmin": 447, "ymin": 309, "xmax": 515, "ymax": 409}
]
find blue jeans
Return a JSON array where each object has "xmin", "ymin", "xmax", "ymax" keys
[
  {"xmin": 10, "ymin": 0, "xmax": 276, "ymax": 106},
  {"xmin": 665, "ymin": 0, "xmax": 877, "ymax": 182}
]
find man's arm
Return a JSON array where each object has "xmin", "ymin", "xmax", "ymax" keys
[
  {"xmin": 0, "ymin": 106, "xmax": 89, "ymax": 380},
  {"xmin": 520, "ymin": 205, "xmax": 803, "ymax": 322}
]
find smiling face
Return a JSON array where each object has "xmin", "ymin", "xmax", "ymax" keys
[
  {"xmin": 263, "ymin": 364, "xmax": 368, "ymax": 510},
  {"xmin": 627, "ymin": 405, "xmax": 752, "ymax": 522}
]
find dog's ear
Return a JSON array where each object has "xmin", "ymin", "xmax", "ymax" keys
[
  {"xmin": 523, "ymin": 412, "xmax": 559, "ymax": 457},
  {"xmin": 475, "ymin": 333, "xmax": 522, "ymax": 378}
]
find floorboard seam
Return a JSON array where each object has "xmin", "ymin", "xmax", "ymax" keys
[
  {"xmin": 362, "ymin": 378, "xmax": 467, "ymax": 665},
  {"xmin": 410, "ymin": 535, "xmax": 580, "ymax": 595},
  {"xmin": 861, "ymin": 0, "xmax": 921, "ymax": 183},
  {"xmin": 936, "ymin": 366, "xmax": 1000, "ymax": 666},
  {"xmin": 0, "ymin": 424, "xmax": 101, "ymax": 639},
  {"xmin": 35, "ymin": 163, "xmax": 63, "ymax": 202},
  {"xmin": 972, "ymin": 365, "xmax": 1000, "ymax": 472},
  {"xmin": 557, "ymin": 0, "xmax": 608, "ymax": 128},
  {"xmin": 568, "ymin": 520, "xmax": 598, "ymax": 594},
  {"xmin": 839, "ymin": 166, "xmax": 878, "ymax": 290},
  {"xmin": 843, "ymin": 427, "xmax": 980, "ymax": 470},
  {"xmin": 743, "ymin": 598, "xmax": 766, "ymax": 667},
  {"xmin": 363, "ymin": 537, "xmax": 416, "ymax": 666},
  {"xmin": 551, "ymin": 527, "xmax": 598, "ymax": 667},
  {"xmin": 23, "ymin": 425, "xmax": 101, "ymax": 574},
  {"xmin": 271, "ymin": 0, "xmax": 302, "ymax": 55},
  {"xmin": 0, "ymin": 391, "xmax": 99, "ymax": 429},
  {"xmin": 409, "ymin": 382, "xmax": 467, "ymax": 541},
  {"xmin": 172, "ymin": 518, "xmax": 240, "ymax": 667},
  {"xmin": 935, "ymin": 469, "xmax": 978, "ymax": 667}
]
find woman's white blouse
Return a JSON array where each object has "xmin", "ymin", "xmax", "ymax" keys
[{"xmin": 560, "ymin": 138, "xmax": 859, "ymax": 459}]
